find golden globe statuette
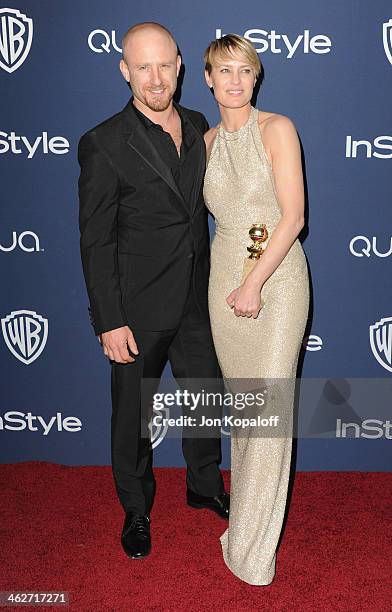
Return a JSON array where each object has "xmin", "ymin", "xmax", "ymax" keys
[{"xmin": 241, "ymin": 223, "xmax": 268, "ymax": 307}]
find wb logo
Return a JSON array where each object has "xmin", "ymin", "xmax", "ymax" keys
[
  {"xmin": 1, "ymin": 310, "xmax": 48, "ymax": 365},
  {"xmin": 370, "ymin": 317, "xmax": 392, "ymax": 373},
  {"xmin": 383, "ymin": 19, "xmax": 392, "ymax": 66},
  {"xmin": 0, "ymin": 8, "xmax": 33, "ymax": 73},
  {"xmin": 150, "ymin": 406, "xmax": 170, "ymax": 449}
]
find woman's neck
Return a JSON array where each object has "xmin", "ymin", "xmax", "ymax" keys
[{"xmin": 219, "ymin": 103, "xmax": 252, "ymax": 132}]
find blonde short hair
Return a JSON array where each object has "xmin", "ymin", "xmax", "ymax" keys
[{"xmin": 204, "ymin": 34, "xmax": 262, "ymax": 78}]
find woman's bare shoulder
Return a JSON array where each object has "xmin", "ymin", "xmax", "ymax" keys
[{"xmin": 258, "ymin": 111, "xmax": 297, "ymax": 137}]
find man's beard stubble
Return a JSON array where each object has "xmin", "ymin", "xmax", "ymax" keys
[{"xmin": 144, "ymin": 88, "xmax": 173, "ymax": 112}]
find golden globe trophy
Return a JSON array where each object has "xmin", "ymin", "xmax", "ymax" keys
[{"xmin": 241, "ymin": 224, "xmax": 268, "ymax": 306}]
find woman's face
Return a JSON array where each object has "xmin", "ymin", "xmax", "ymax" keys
[{"xmin": 205, "ymin": 51, "xmax": 256, "ymax": 109}]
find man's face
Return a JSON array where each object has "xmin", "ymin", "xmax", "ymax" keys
[{"xmin": 120, "ymin": 29, "xmax": 181, "ymax": 112}]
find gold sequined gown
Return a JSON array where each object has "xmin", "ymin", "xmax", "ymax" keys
[{"xmin": 203, "ymin": 107, "xmax": 309, "ymax": 585}]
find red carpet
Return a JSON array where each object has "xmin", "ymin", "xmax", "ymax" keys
[{"xmin": 0, "ymin": 463, "xmax": 391, "ymax": 612}]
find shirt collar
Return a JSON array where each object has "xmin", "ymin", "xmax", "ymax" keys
[{"xmin": 132, "ymin": 100, "xmax": 189, "ymax": 131}]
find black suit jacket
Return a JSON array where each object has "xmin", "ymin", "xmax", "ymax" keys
[{"xmin": 78, "ymin": 98, "xmax": 212, "ymax": 335}]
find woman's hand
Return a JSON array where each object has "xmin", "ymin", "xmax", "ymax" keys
[{"xmin": 226, "ymin": 278, "xmax": 263, "ymax": 318}]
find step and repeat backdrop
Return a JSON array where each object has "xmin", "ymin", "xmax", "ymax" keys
[{"xmin": 1, "ymin": 1, "xmax": 391, "ymax": 470}]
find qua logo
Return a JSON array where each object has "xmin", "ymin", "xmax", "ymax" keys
[
  {"xmin": 0, "ymin": 8, "xmax": 33, "ymax": 73},
  {"xmin": 1, "ymin": 309, "xmax": 48, "ymax": 365},
  {"xmin": 383, "ymin": 19, "xmax": 392, "ymax": 65},
  {"xmin": 87, "ymin": 29, "xmax": 122, "ymax": 53},
  {"xmin": 0, "ymin": 231, "xmax": 42, "ymax": 252},
  {"xmin": 349, "ymin": 236, "xmax": 392, "ymax": 258},
  {"xmin": 369, "ymin": 317, "xmax": 392, "ymax": 373}
]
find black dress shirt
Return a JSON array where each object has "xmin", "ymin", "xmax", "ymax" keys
[{"xmin": 132, "ymin": 103, "xmax": 197, "ymax": 208}]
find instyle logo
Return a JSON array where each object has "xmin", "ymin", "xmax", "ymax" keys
[
  {"xmin": 0, "ymin": 8, "xmax": 33, "ymax": 73},
  {"xmin": 1, "ymin": 309, "xmax": 48, "ymax": 365},
  {"xmin": 0, "ymin": 231, "xmax": 42, "ymax": 253},
  {"xmin": 336, "ymin": 418, "xmax": 392, "ymax": 439},
  {"xmin": 383, "ymin": 19, "xmax": 392, "ymax": 65},
  {"xmin": 303, "ymin": 335, "xmax": 323, "ymax": 351},
  {"xmin": 349, "ymin": 236, "xmax": 392, "ymax": 258},
  {"xmin": 0, "ymin": 132, "xmax": 70, "ymax": 158},
  {"xmin": 345, "ymin": 136, "xmax": 392, "ymax": 158},
  {"xmin": 88, "ymin": 29, "xmax": 122, "ymax": 53},
  {"xmin": 87, "ymin": 27, "xmax": 332, "ymax": 58},
  {"xmin": 369, "ymin": 317, "xmax": 392, "ymax": 373},
  {"xmin": 216, "ymin": 28, "xmax": 332, "ymax": 58},
  {"xmin": 0, "ymin": 412, "xmax": 82, "ymax": 435}
]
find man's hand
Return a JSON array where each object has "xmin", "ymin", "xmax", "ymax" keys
[{"xmin": 98, "ymin": 326, "xmax": 139, "ymax": 363}]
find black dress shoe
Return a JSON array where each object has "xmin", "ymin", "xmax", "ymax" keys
[
  {"xmin": 186, "ymin": 489, "xmax": 230, "ymax": 519},
  {"xmin": 121, "ymin": 512, "xmax": 151, "ymax": 559}
]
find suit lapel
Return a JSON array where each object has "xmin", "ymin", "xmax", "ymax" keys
[
  {"xmin": 122, "ymin": 100, "xmax": 187, "ymax": 207},
  {"xmin": 180, "ymin": 107, "xmax": 206, "ymax": 215},
  {"xmin": 121, "ymin": 99, "xmax": 206, "ymax": 215}
]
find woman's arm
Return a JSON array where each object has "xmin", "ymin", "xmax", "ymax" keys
[
  {"xmin": 204, "ymin": 126, "xmax": 218, "ymax": 162},
  {"xmin": 227, "ymin": 114, "xmax": 305, "ymax": 317},
  {"xmin": 248, "ymin": 114, "xmax": 304, "ymax": 286}
]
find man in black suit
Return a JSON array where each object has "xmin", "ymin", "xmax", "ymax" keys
[{"xmin": 78, "ymin": 22, "xmax": 229, "ymax": 559}]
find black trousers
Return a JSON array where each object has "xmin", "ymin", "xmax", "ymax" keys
[{"xmin": 110, "ymin": 286, "xmax": 224, "ymax": 514}]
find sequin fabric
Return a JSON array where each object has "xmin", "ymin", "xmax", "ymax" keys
[{"xmin": 203, "ymin": 106, "xmax": 309, "ymax": 585}]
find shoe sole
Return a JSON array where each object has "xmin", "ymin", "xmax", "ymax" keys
[
  {"xmin": 187, "ymin": 500, "xmax": 207, "ymax": 509},
  {"xmin": 121, "ymin": 542, "xmax": 151, "ymax": 559},
  {"xmin": 123, "ymin": 549, "xmax": 151, "ymax": 559},
  {"xmin": 187, "ymin": 500, "xmax": 229, "ymax": 518}
]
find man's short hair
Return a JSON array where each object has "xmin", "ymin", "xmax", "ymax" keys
[{"xmin": 122, "ymin": 22, "xmax": 179, "ymax": 58}]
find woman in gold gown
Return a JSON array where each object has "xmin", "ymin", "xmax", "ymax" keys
[{"xmin": 203, "ymin": 35, "xmax": 310, "ymax": 585}]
